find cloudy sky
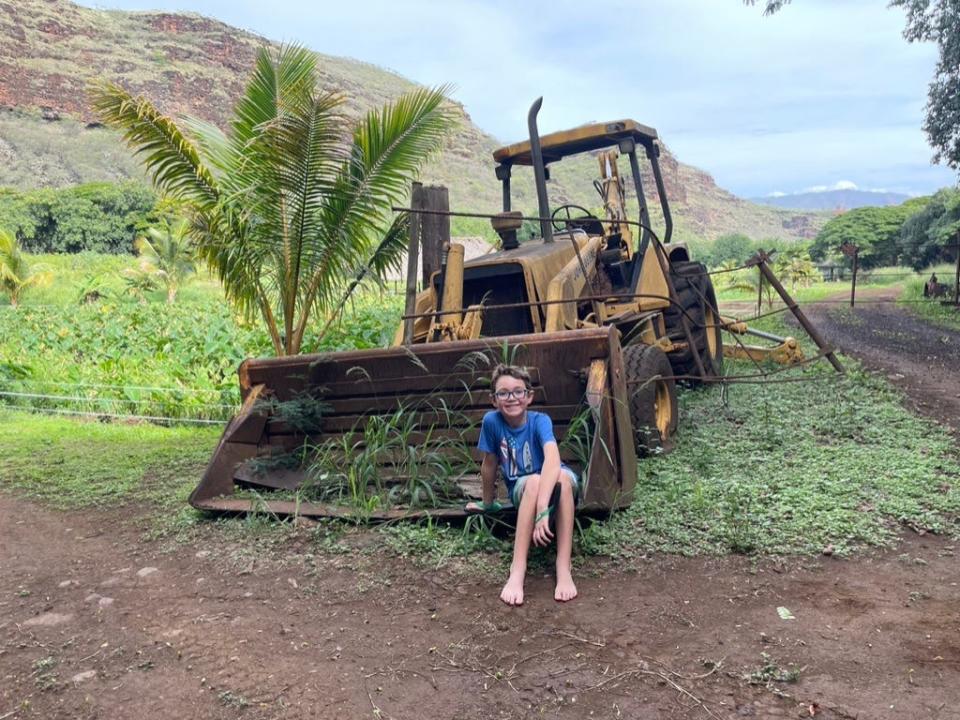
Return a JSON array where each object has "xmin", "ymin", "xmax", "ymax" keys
[{"xmin": 77, "ymin": 0, "xmax": 957, "ymax": 198}]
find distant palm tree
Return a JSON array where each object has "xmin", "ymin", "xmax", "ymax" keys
[
  {"xmin": 90, "ymin": 44, "xmax": 454, "ymax": 355},
  {"xmin": 0, "ymin": 229, "xmax": 52, "ymax": 307},
  {"xmin": 134, "ymin": 219, "xmax": 196, "ymax": 304},
  {"xmin": 774, "ymin": 253, "xmax": 818, "ymax": 291}
]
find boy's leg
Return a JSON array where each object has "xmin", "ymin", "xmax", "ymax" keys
[
  {"xmin": 554, "ymin": 470, "xmax": 578, "ymax": 602},
  {"xmin": 501, "ymin": 474, "xmax": 540, "ymax": 606}
]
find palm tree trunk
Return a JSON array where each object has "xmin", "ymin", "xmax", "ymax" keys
[{"xmin": 256, "ymin": 286, "xmax": 284, "ymax": 355}]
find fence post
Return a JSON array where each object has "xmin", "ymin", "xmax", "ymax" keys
[
  {"xmin": 415, "ymin": 184, "xmax": 450, "ymax": 288},
  {"xmin": 402, "ymin": 183, "xmax": 423, "ymax": 345},
  {"xmin": 840, "ymin": 241, "xmax": 859, "ymax": 307},
  {"xmin": 954, "ymin": 231, "xmax": 960, "ymax": 307},
  {"xmin": 747, "ymin": 251, "xmax": 845, "ymax": 373}
]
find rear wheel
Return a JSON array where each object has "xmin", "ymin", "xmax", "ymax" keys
[
  {"xmin": 663, "ymin": 261, "xmax": 723, "ymax": 385},
  {"xmin": 623, "ymin": 344, "xmax": 678, "ymax": 456}
]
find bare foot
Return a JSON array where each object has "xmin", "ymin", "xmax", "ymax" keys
[
  {"xmin": 555, "ymin": 573, "xmax": 577, "ymax": 602},
  {"xmin": 500, "ymin": 573, "xmax": 525, "ymax": 606}
]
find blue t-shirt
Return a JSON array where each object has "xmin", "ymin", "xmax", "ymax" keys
[{"xmin": 478, "ymin": 410, "xmax": 557, "ymax": 493}]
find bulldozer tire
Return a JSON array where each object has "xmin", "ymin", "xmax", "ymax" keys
[
  {"xmin": 623, "ymin": 343, "xmax": 678, "ymax": 456},
  {"xmin": 663, "ymin": 261, "xmax": 723, "ymax": 385}
]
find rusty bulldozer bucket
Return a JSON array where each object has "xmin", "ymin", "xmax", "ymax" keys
[{"xmin": 190, "ymin": 326, "xmax": 637, "ymax": 520}]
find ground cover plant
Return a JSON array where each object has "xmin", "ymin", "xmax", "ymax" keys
[
  {"xmin": 1, "ymin": 249, "xmax": 957, "ymax": 563},
  {"xmin": 0, "ymin": 252, "xmax": 405, "ymax": 421}
]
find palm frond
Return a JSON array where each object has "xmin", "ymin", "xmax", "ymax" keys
[
  {"xmin": 298, "ymin": 86, "xmax": 456, "ymax": 336},
  {"xmin": 88, "ymin": 81, "xmax": 219, "ymax": 208},
  {"xmin": 316, "ymin": 212, "xmax": 410, "ymax": 341}
]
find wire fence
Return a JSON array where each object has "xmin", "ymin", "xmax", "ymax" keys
[{"xmin": 0, "ymin": 377, "xmax": 239, "ymax": 426}]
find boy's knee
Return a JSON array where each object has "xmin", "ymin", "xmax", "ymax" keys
[{"xmin": 522, "ymin": 474, "xmax": 541, "ymax": 497}]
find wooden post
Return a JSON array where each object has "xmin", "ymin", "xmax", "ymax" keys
[
  {"xmin": 850, "ymin": 249, "xmax": 859, "ymax": 307},
  {"xmin": 840, "ymin": 241, "xmax": 860, "ymax": 308},
  {"xmin": 756, "ymin": 265, "xmax": 763, "ymax": 315},
  {"xmin": 414, "ymin": 184, "xmax": 450, "ymax": 288},
  {"xmin": 402, "ymin": 184, "xmax": 423, "ymax": 345}
]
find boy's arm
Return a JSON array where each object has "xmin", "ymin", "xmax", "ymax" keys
[
  {"xmin": 535, "ymin": 440, "xmax": 561, "ymax": 515},
  {"xmin": 466, "ymin": 452, "xmax": 500, "ymax": 511},
  {"xmin": 479, "ymin": 452, "xmax": 498, "ymax": 505},
  {"xmin": 532, "ymin": 440, "xmax": 561, "ymax": 545}
]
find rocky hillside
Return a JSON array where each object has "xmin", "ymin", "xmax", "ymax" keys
[{"xmin": 0, "ymin": 0, "xmax": 827, "ymax": 242}]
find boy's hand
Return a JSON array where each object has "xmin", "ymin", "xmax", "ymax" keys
[{"xmin": 532, "ymin": 510, "xmax": 553, "ymax": 546}]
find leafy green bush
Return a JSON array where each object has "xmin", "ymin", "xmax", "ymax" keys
[{"xmin": 0, "ymin": 182, "xmax": 156, "ymax": 254}]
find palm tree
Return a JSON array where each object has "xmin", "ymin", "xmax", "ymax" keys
[
  {"xmin": 90, "ymin": 44, "xmax": 454, "ymax": 355},
  {"xmin": 774, "ymin": 252, "xmax": 818, "ymax": 292},
  {"xmin": 0, "ymin": 229, "xmax": 52, "ymax": 307},
  {"xmin": 134, "ymin": 218, "xmax": 196, "ymax": 304}
]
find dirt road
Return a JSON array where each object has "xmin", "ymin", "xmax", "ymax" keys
[{"xmin": 800, "ymin": 288, "xmax": 959, "ymax": 435}]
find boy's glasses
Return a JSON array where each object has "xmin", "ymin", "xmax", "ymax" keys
[{"xmin": 492, "ymin": 389, "xmax": 532, "ymax": 401}]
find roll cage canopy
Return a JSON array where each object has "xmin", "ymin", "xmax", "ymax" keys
[
  {"xmin": 490, "ymin": 100, "xmax": 672, "ymax": 249},
  {"xmin": 492, "ymin": 120, "xmax": 659, "ymax": 166}
]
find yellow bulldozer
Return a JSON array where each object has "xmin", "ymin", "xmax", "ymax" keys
[{"xmin": 190, "ymin": 98, "xmax": 788, "ymax": 521}]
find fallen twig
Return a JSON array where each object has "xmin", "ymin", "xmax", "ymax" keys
[
  {"xmin": 551, "ymin": 631, "xmax": 605, "ymax": 647},
  {"xmin": 584, "ymin": 666, "xmax": 722, "ymax": 720}
]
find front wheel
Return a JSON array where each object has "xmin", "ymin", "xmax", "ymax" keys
[{"xmin": 623, "ymin": 344, "xmax": 678, "ymax": 457}]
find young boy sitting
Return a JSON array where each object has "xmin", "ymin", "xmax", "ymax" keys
[{"xmin": 465, "ymin": 364, "xmax": 579, "ymax": 605}]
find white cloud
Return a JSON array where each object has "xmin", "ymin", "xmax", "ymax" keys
[{"xmin": 833, "ymin": 180, "xmax": 859, "ymax": 191}]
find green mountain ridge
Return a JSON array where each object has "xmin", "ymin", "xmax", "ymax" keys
[{"xmin": 0, "ymin": 0, "xmax": 828, "ymax": 242}]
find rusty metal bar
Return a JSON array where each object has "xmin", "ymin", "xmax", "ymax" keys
[{"xmin": 748, "ymin": 250, "xmax": 845, "ymax": 373}]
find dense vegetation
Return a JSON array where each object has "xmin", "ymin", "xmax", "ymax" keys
[
  {"xmin": 806, "ymin": 189, "xmax": 959, "ymax": 272},
  {"xmin": 2, "ymin": 328, "xmax": 957, "ymax": 559},
  {"xmin": 0, "ymin": 253, "xmax": 403, "ymax": 421},
  {"xmin": 0, "ymin": 182, "xmax": 157, "ymax": 254}
]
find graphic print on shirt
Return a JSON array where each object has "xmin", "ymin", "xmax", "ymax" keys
[{"xmin": 499, "ymin": 435, "xmax": 532, "ymax": 478}]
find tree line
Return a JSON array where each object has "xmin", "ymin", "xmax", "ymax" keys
[
  {"xmin": 810, "ymin": 189, "xmax": 959, "ymax": 270},
  {"xmin": 0, "ymin": 182, "xmax": 157, "ymax": 254}
]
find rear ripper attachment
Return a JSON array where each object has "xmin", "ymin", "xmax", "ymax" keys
[{"xmin": 190, "ymin": 327, "xmax": 639, "ymax": 520}]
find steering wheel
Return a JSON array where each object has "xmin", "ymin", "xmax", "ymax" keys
[{"xmin": 551, "ymin": 204, "xmax": 598, "ymax": 232}]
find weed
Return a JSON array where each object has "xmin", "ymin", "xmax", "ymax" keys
[
  {"xmin": 744, "ymin": 652, "xmax": 803, "ymax": 687},
  {"xmin": 300, "ymin": 404, "xmax": 473, "ymax": 514},
  {"xmin": 218, "ymin": 690, "xmax": 250, "ymax": 708},
  {"xmin": 31, "ymin": 656, "xmax": 59, "ymax": 691}
]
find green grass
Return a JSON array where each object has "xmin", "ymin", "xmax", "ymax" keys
[
  {"xmin": 579, "ymin": 360, "xmax": 960, "ymax": 558},
  {"xmin": 3, "ymin": 344, "xmax": 956, "ymax": 562},
  {"xmin": 0, "ymin": 410, "xmax": 219, "ymax": 510},
  {"xmin": 899, "ymin": 263, "xmax": 960, "ymax": 330},
  {"xmin": 2, "ymin": 251, "xmax": 958, "ymax": 563},
  {"xmin": 0, "ymin": 252, "xmax": 406, "ymax": 421}
]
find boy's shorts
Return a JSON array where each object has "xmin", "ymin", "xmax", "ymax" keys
[{"xmin": 509, "ymin": 466, "xmax": 580, "ymax": 508}]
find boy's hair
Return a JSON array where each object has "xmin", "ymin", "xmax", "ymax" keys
[{"xmin": 490, "ymin": 363, "xmax": 532, "ymax": 391}]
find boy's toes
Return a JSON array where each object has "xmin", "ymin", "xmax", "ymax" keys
[
  {"xmin": 554, "ymin": 579, "xmax": 577, "ymax": 602},
  {"xmin": 500, "ymin": 577, "xmax": 524, "ymax": 606}
]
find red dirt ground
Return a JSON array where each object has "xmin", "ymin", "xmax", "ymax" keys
[{"xmin": 1, "ymin": 290, "xmax": 958, "ymax": 720}]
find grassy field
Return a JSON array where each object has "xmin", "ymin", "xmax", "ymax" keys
[
  {"xmin": 0, "ymin": 252, "xmax": 404, "ymax": 421},
  {"xmin": 898, "ymin": 262, "xmax": 960, "ymax": 330}
]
